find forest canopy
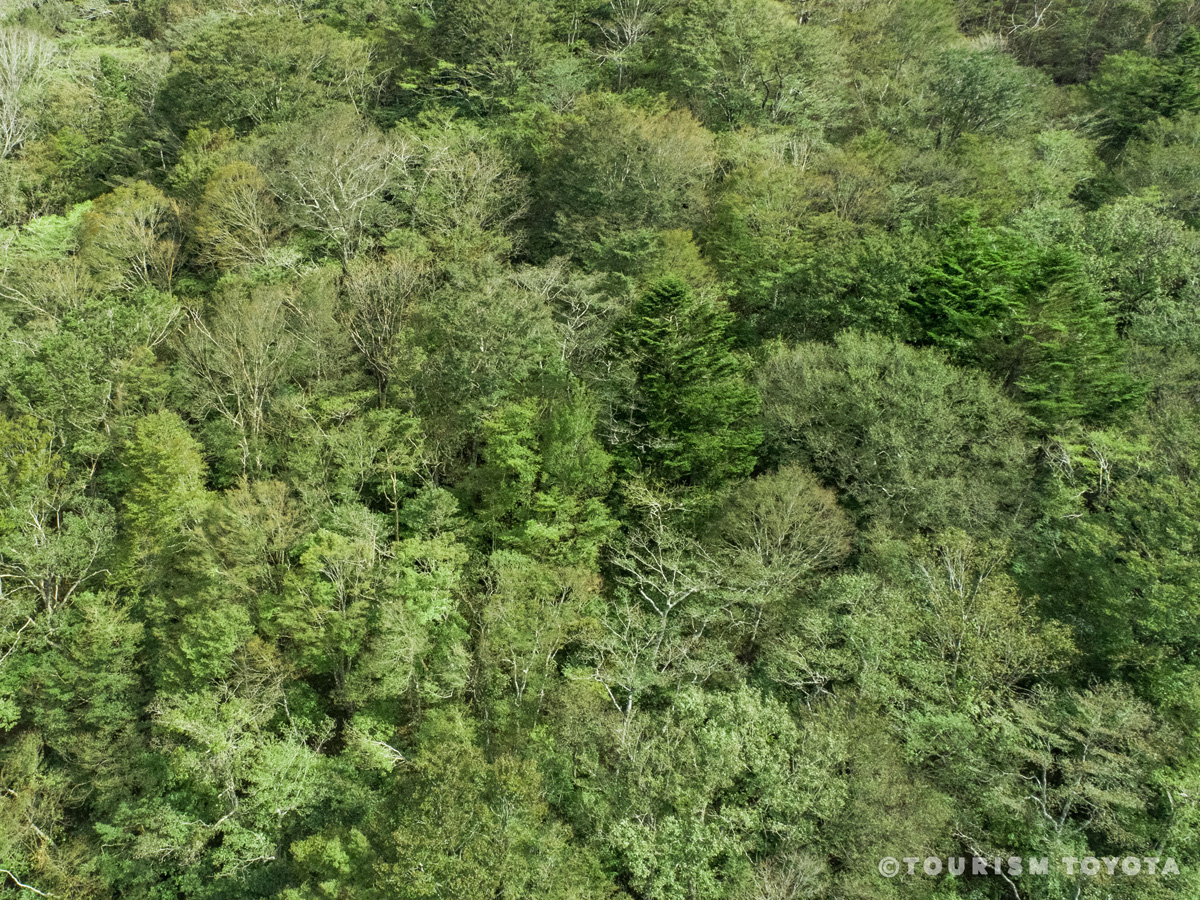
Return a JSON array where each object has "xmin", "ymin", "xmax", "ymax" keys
[{"xmin": 2, "ymin": 1, "xmax": 1200, "ymax": 898}]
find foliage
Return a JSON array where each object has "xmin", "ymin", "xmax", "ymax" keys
[{"xmin": 0, "ymin": 2, "xmax": 1198, "ymax": 899}]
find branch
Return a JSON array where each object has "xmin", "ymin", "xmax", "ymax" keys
[{"xmin": 0, "ymin": 870, "xmax": 53, "ymax": 898}]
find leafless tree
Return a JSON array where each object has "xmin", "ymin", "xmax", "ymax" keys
[
  {"xmin": 272, "ymin": 110, "xmax": 415, "ymax": 259},
  {"xmin": 592, "ymin": 0, "xmax": 664, "ymax": 90},
  {"xmin": 0, "ymin": 27, "xmax": 53, "ymax": 159}
]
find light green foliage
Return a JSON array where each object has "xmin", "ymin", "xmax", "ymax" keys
[
  {"xmin": 547, "ymin": 682, "xmax": 847, "ymax": 900},
  {"xmin": 465, "ymin": 395, "xmax": 615, "ymax": 565},
  {"xmin": 160, "ymin": 14, "xmax": 379, "ymax": 133},
  {"xmin": 1080, "ymin": 193, "xmax": 1200, "ymax": 349},
  {"xmin": 537, "ymin": 95, "xmax": 716, "ymax": 259},
  {"xmin": 704, "ymin": 465, "xmax": 853, "ymax": 654},
  {"xmin": 119, "ymin": 410, "xmax": 208, "ymax": 583},
  {"xmin": 1089, "ymin": 51, "xmax": 1177, "ymax": 147},
  {"xmin": 1119, "ymin": 113, "xmax": 1200, "ymax": 226},
  {"xmin": 178, "ymin": 277, "xmax": 302, "ymax": 472},
  {"xmin": 759, "ymin": 332, "xmax": 1031, "ymax": 532},
  {"xmin": 428, "ymin": 0, "xmax": 556, "ymax": 103},
  {"xmin": 372, "ymin": 708, "xmax": 607, "ymax": 900},
  {"xmin": 1, "ymin": 2, "xmax": 1198, "ymax": 898},
  {"xmin": 267, "ymin": 505, "xmax": 385, "ymax": 688},
  {"xmin": 191, "ymin": 161, "xmax": 281, "ymax": 271},
  {"xmin": 654, "ymin": 0, "xmax": 846, "ymax": 131},
  {"xmin": 476, "ymin": 550, "xmax": 595, "ymax": 709},
  {"xmin": 266, "ymin": 107, "xmax": 408, "ymax": 259},
  {"xmin": 0, "ymin": 413, "xmax": 113, "ymax": 629},
  {"xmin": 78, "ymin": 182, "xmax": 182, "ymax": 292},
  {"xmin": 348, "ymin": 486, "xmax": 471, "ymax": 704},
  {"xmin": 927, "ymin": 48, "xmax": 1043, "ymax": 148},
  {"xmin": 121, "ymin": 411, "xmax": 256, "ymax": 690},
  {"xmin": 1001, "ymin": 683, "xmax": 1159, "ymax": 852}
]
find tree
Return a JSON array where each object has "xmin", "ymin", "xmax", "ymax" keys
[
  {"xmin": 1022, "ymin": 430, "xmax": 1200, "ymax": 702},
  {"xmin": 269, "ymin": 107, "xmax": 414, "ymax": 259},
  {"xmin": 267, "ymin": 505, "xmax": 386, "ymax": 696},
  {"xmin": 1088, "ymin": 51, "xmax": 1176, "ymax": 149},
  {"xmin": 428, "ymin": 0, "xmax": 556, "ymax": 102},
  {"xmin": 160, "ymin": 14, "xmax": 381, "ymax": 134},
  {"xmin": 536, "ymin": 96, "xmax": 716, "ymax": 259},
  {"xmin": 758, "ymin": 331, "xmax": 1031, "ymax": 533},
  {"xmin": 409, "ymin": 271, "xmax": 560, "ymax": 464},
  {"xmin": 653, "ymin": 0, "xmax": 845, "ymax": 131},
  {"xmin": 543, "ymin": 683, "xmax": 843, "ymax": 900},
  {"xmin": 118, "ymin": 410, "xmax": 208, "ymax": 587},
  {"xmin": 476, "ymin": 550, "xmax": 594, "ymax": 708},
  {"xmin": 20, "ymin": 590, "xmax": 144, "ymax": 804},
  {"xmin": 705, "ymin": 465, "xmax": 853, "ymax": 649},
  {"xmin": 609, "ymin": 276, "xmax": 761, "ymax": 490},
  {"xmin": 909, "ymin": 209, "xmax": 1142, "ymax": 429},
  {"xmin": 346, "ymin": 486, "xmax": 471, "ymax": 705},
  {"xmin": 1080, "ymin": 193, "xmax": 1200, "ymax": 347},
  {"xmin": 1118, "ymin": 113, "xmax": 1200, "ymax": 228},
  {"xmin": 177, "ymin": 279, "xmax": 299, "ymax": 472},
  {"xmin": 96, "ymin": 642, "xmax": 332, "ymax": 887},
  {"xmin": 1004, "ymin": 683, "xmax": 1158, "ymax": 849},
  {"xmin": 0, "ymin": 27, "xmax": 53, "ymax": 159},
  {"xmin": 462, "ymin": 396, "xmax": 615, "ymax": 566},
  {"xmin": 927, "ymin": 48, "xmax": 1041, "ymax": 148},
  {"xmin": 117, "ymin": 411, "xmax": 255, "ymax": 690},
  {"xmin": 400, "ymin": 115, "xmax": 527, "ymax": 260},
  {"xmin": 0, "ymin": 414, "xmax": 113, "ymax": 633},
  {"xmin": 78, "ymin": 182, "xmax": 182, "ymax": 292},
  {"xmin": 592, "ymin": 0, "xmax": 664, "ymax": 90},
  {"xmin": 340, "ymin": 247, "xmax": 429, "ymax": 407},
  {"xmin": 191, "ymin": 162, "xmax": 281, "ymax": 271},
  {"xmin": 371, "ymin": 708, "xmax": 608, "ymax": 900},
  {"xmin": 903, "ymin": 529, "xmax": 1073, "ymax": 701},
  {"xmin": 1007, "ymin": 0, "xmax": 1178, "ymax": 83}
]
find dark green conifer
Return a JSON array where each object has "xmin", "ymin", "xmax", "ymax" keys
[{"xmin": 613, "ymin": 276, "xmax": 761, "ymax": 489}]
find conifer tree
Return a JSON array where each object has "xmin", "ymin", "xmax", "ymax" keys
[
  {"xmin": 909, "ymin": 211, "xmax": 1142, "ymax": 429},
  {"xmin": 611, "ymin": 276, "xmax": 761, "ymax": 489}
]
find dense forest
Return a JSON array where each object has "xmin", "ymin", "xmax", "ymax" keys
[{"xmin": 2, "ymin": 0, "xmax": 1200, "ymax": 897}]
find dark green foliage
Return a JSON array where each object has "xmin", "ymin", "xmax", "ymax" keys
[
  {"xmin": 909, "ymin": 210, "xmax": 1143, "ymax": 428},
  {"xmin": 611, "ymin": 276, "xmax": 761, "ymax": 489}
]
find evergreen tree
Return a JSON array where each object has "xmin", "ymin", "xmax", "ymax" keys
[
  {"xmin": 1168, "ymin": 26, "xmax": 1200, "ymax": 116},
  {"xmin": 909, "ymin": 210, "xmax": 1142, "ymax": 429},
  {"xmin": 610, "ymin": 276, "xmax": 761, "ymax": 490}
]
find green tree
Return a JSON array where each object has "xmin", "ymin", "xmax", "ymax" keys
[
  {"xmin": 759, "ymin": 331, "xmax": 1031, "ymax": 533},
  {"xmin": 1088, "ymin": 50, "xmax": 1176, "ymax": 149},
  {"xmin": 337, "ymin": 486, "xmax": 472, "ymax": 707},
  {"xmin": 536, "ymin": 95, "xmax": 716, "ymax": 260},
  {"xmin": 427, "ymin": 0, "xmax": 556, "ymax": 104},
  {"xmin": 609, "ymin": 276, "xmax": 761, "ymax": 490},
  {"xmin": 463, "ymin": 395, "xmax": 615, "ymax": 566},
  {"xmin": 120, "ymin": 411, "xmax": 254, "ymax": 689},
  {"xmin": 371, "ymin": 708, "xmax": 607, "ymax": 900},
  {"xmin": 927, "ymin": 48, "xmax": 1042, "ymax": 148},
  {"xmin": 78, "ymin": 182, "xmax": 182, "ymax": 292},
  {"xmin": 160, "ymin": 15, "xmax": 380, "ymax": 134},
  {"xmin": 191, "ymin": 161, "xmax": 281, "ymax": 271},
  {"xmin": 653, "ymin": 0, "xmax": 846, "ymax": 131},
  {"xmin": 909, "ymin": 209, "xmax": 1142, "ymax": 428}
]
